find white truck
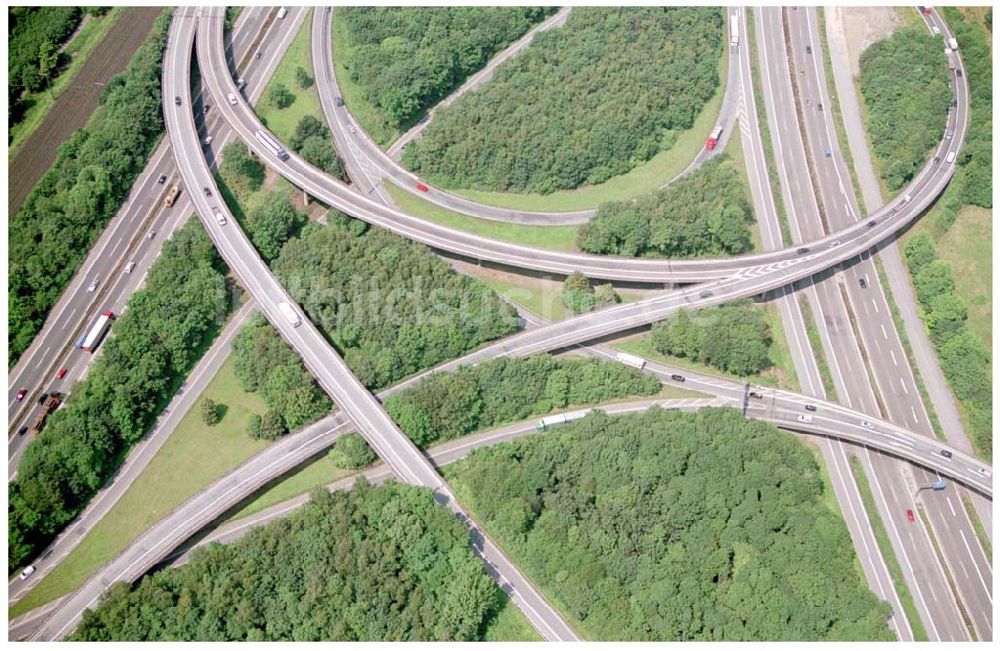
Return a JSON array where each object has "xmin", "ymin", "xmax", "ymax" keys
[
  {"xmin": 947, "ymin": 37, "xmax": 959, "ymax": 51},
  {"xmin": 278, "ymin": 301, "xmax": 301, "ymax": 327},
  {"xmin": 615, "ymin": 352, "xmax": 647, "ymax": 370},
  {"xmin": 730, "ymin": 14, "xmax": 739, "ymax": 47},
  {"xmin": 536, "ymin": 409, "xmax": 594, "ymax": 431}
]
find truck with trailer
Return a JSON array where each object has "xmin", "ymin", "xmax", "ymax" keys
[
  {"xmin": 163, "ymin": 184, "xmax": 180, "ymax": 207},
  {"xmin": 76, "ymin": 311, "xmax": 115, "ymax": 353},
  {"xmin": 32, "ymin": 393, "xmax": 61, "ymax": 434},
  {"xmin": 255, "ymin": 129, "xmax": 290, "ymax": 162},
  {"xmin": 705, "ymin": 125, "xmax": 723, "ymax": 151},
  {"xmin": 536, "ymin": 409, "xmax": 594, "ymax": 431},
  {"xmin": 615, "ymin": 352, "xmax": 647, "ymax": 370}
]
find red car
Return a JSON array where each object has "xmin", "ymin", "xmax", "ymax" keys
[
  {"xmin": 56, "ymin": 367, "xmax": 68, "ymax": 379},
  {"xmin": 906, "ymin": 509, "xmax": 916, "ymax": 523},
  {"xmin": 15, "ymin": 388, "xmax": 27, "ymax": 401},
  {"xmin": 415, "ymin": 182, "xmax": 429, "ymax": 193}
]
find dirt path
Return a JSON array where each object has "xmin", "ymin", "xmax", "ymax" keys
[
  {"xmin": 825, "ymin": 7, "xmax": 902, "ymax": 79},
  {"xmin": 8, "ymin": 7, "xmax": 162, "ymax": 215}
]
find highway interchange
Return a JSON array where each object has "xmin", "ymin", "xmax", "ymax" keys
[{"xmin": 8, "ymin": 4, "xmax": 993, "ymax": 642}]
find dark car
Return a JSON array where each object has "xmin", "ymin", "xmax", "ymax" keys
[
  {"xmin": 797, "ymin": 247, "xmax": 810, "ymax": 255},
  {"xmin": 334, "ymin": 96, "xmax": 345, "ymax": 107},
  {"xmin": 37, "ymin": 392, "xmax": 49, "ymax": 405},
  {"xmin": 174, "ymin": 96, "xmax": 182, "ymax": 106},
  {"xmin": 859, "ymin": 277, "xmax": 868, "ymax": 289},
  {"xmin": 956, "ymin": 69, "xmax": 963, "ymax": 78},
  {"xmin": 670, "ymin": 374, "xmax": 686, "ymax": 382},
  {"xmin": 804, "ymin": 404, "xmax": 817, "ymax": 412},
  {"xmin": 157, "ymin": 174, "xmax": 167, "ymax": 185},
  {"xmin": 867, "ymin": 219, "xmax": 877, "ymax": 227},
  {"xmin": 203, "ymin": 187, "xmax": 212, "ymax": 197},
  {"xmin": 940, "ymin": 449, "xmax": 953, "ymax": 459},
  {"xmin": 749, "ymin": 391, "xmax": 763, "ymax": 399},
  {"xmin": 806, "ymin": 45, "xmax": 812, "ymax": 54},
  {"xmin": 699, "ymin": 289, "xmax": 713, "ymax": 299},
  {"xmin": 17, "ymin": 426, "xmax": 28, "ymax": 436}
]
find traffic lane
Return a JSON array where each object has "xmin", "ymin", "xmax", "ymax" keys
[
  {"xmin": 787, "ymin": 10, "xmax": 990, "ymax": 638},
  {"xmin": 207, "ymin": 8, "xmax": 965, "ymax": 286},
  {"xmin": 6, "ymin": 6, "xmax": 282, "ymax": 437}
]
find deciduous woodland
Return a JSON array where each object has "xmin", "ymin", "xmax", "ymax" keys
[
  {"xmin": 404, "ymin": 7, "xmax": 724, "ymax": 194},
  {"xmin": 449, "ymin": 407, "xmax": 894, "ymax": 640},
  {"xmin": 72, "ymin": 482, "xmax": 505, "ymax": 641}
]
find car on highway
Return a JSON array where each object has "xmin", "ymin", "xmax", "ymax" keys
[
  {"xmin": 87, "ymin": 278, "xmax": 100, "ymax": 293},
  {"xmin": 974, "ymin": 467, "xmax": 992, "ymax": 478},
  {"xmin": 828, "ymin": 240, "xmax": 840, "ymax": 248},
  {"xmin": 148, "ymin": 230, "xmax": 156, "ymax": 240},
  {"xmin": 37, "ymin": 392, "xmax": 49, "ymax": 405},
  {"xmin": 670, "ymin": 374, "xmax": 685, "ymax": 382},
  {"xmin": 797, "ymin": 414, "xmax": 813, "ymax": 423},
  {"xmin": 867, "ymin": 219, "xmax": 877, "ymax": 227},
  {"xmin": 939, "ymin": 449, "xmax": 953, "ymax": 459},
  {"xmin": 859, "ymin": 277, "xmax": 868, "ymax": 289},
  {"xmin": 203, "ymin": 187, "xmax": 213, "ymax": 197},
  {"xmin": 255, "ymin": 51, "xmax": 262, "ymax": 60},
  {"xmin": 797, "ymin": 247, "xmax": 810, "ymax": 255},
  {"xmin": 749, "ymin": 391, "xmax": 763, "ymax": 399},
  {"xmin": 348, "ymin": 124, "xmax": 357, "ymax": 133},
  {"xmin": 203, "ymin": 105, "xmax": 210, "ymax": 114},
  {"xmin": 823, "ymin": 147, "xmax": 832, "ymax": 157},
  {"xmin": 56, "ymin": 367, "xmax": 68, "ymax": 379},
  {"xmin": 236, "ymin": 77, "xmax": 247, "ymax": 89},
  {"xmin": 212, "ymin": 207, "xmax": 227, "ymax": 226},
  {"xmin": 174, "ymin": 96, "xmax": 181, "ymax": 106},
  {"xmin": 817, "ymin": 103, "xmax": 823, "ymax": 111},
  {"xmin": 806, "ymin": 45, "xmax": 812, "ymax": 54},
  {"xmin": 18, "ymin": 565, "xmax": 35, "ymax": 580},
  {"xmin": 416, "ymin": 182, "xmax": 429, "ymax": 192},
  {"xmin": 227, "ymin": 92, "xmax": 238, "ymax": 105},
  {"xmin": 860, "ymin": 420, "xmax": 876, "ymax": 430},
  {"xmin": 804, "ymin": 404, "xmax": 817, "ymax": 412},
  {"xmin": 17, "ymin": 425, "xmax": 28, "ymax": 436},
  {"xmin": 334, "ymin": 96, "xmax": 345, "ymax": 107},
  {"xmin": 699, "ymin": 289, "xmax": 713, "ymax": 298},
  {"xmin": 945, "ymin": 128, "xmax": 954, "ymax": 139},
  {"xmin": 15, "ymin": 388, "xmax": 27, "ymax": 401},
  {"xmin": 125, "ymin": 261, "xmax": 137, "ymax": 274},
  {"xmin": 202, "ymin": 135, "xmax": 213, "ymax": 146},
  {"xmin": 157, "ymin": 174, "xmax": 167, "ymax": 184},
  {"xmin": 906, "ymin": 509, "xmax": 915, "ymax": 523}
]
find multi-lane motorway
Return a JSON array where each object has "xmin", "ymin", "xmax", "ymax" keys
[
  {"xmin": 10, "ymin": 4, "xmax": 992, "ymax": 642},
  {"xmin": 6, "ymin": 7, "xmax": 296, "ymax": 474}
]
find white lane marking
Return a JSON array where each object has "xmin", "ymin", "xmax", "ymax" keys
[
  {"xmin": 910, "ymin": 405, "xmax": 919, "ymax": 425},
  {"xmin": 946, "ymin": 497, "xmax": 956, "ymax": 517},
  {"xmin": 960, "ymin": 529, "xmax": 994, "ymax": 605},
  {"xmin": 872, "ymin": 298, "xmax": 879, "ymax": 313},
  {"xmin": 880, "ymin": 323, "xmax": 888, "ymax": 339},
  {"xmin": 899, "ymin": 377, "xmax": 909, "ymax": 395},
  {"xmin": 890, "ymin": 350, "xmax": 898, "ymax": 366}
]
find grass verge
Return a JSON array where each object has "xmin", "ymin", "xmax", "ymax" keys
[
  {"xmin": 798, "ymin": 295, "xmax": 837, "ymax": 397},
  {"xmin": 385, "ymin": 183, "xmax": 580, "ymax": 251},
  {"xmin": 8, "ymin": 8, "xmax": 124, "ymax": 159},
  {"xmin": 962, "ymin": 494, "xmax": 993, "ymax": 560},
  {"xmin": 10, "ymin": 357, "xmax": 269, "ymax": 619},
  {"xmin": 255, "ymin": 12, "xmax": 319, "ymax": 144},
  {"xmin": 445, "ymin": 45, "xmax": 730, "ymax": 212},
  {"xmin": 849, "ymin": 456, "xmax": 930, "ymax": 641},
  {"xmin": 483, "ymin": 598, "xmax": 543, "ymax": 641}
]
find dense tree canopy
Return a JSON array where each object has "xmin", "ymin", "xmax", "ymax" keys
[
  {"xmin": 8, "ymin": 7, "xmax": 83, "ymax": 124},
  {"xmin": 859, "ymin": 27, "xmax": 951, "ymax": 192},
  {"xmin": 231, "ymin": 316, "xmax": 332, "ymax": 435},
  {"xmin": 9, "ymin": 220, "xmax": 229, "ymax": 570},
  {"xmin": 271, "ymin": 214, "xmax": 519, "ymax": 390},
  {"xmin": 561, "ymin": 272, "xmax": 621, "ymax": 314},
  {"xmin": 386, "ymin": 354, "xmax": 661, "ymax": 447},
  {"xmin": 73, "ymin": 482, "xmax": 504, "ymax": 641},
  {"xmin": 339, "ymin": 7, "xmax": 553, "ymax": 130},
  {"xmin": 288, "ymin": 115, "xmax": 345, "ymax": 181},
  {"xmin": 651, "ymin": 301, "xmax": 773, "ymax": 376},
  {"xmin": 404, "ymin": 7, "xmax": 723, "ymax": 194},
  {"xmin": 905, "ymin": 233, "xmax": 991, "ymax": 457},
  {"xmin": 450, "ymin": 407, "xmax": 893, "ymax": 640},
  {"xmin": 329, "ymin": 433, "xmax": 377, "ymax": 470},
  {"xmin": 8, "ymin": 10, "xmax": 171, "ymax": 365},
  {"xmin": 578, "ymin": 157, "xmax": 753, "ymax": 257}
]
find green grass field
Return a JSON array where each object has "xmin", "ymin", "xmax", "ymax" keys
[
  {"xmin": 10, "ymin": 358, "xmax": 269, "ymax": 619},
  {"xmin": 906, "ymin": 205, "xmax": 992, "ymax": 353},
  {"xmin": 8, "ymin": 8, "xmax": 124, "ymax": 159},
  {"xmin": 386, "ymin": 184, "xmax": 580, "ymax": 251},
  {"xmin": 448, "ymin": 47, "xmax": 729, "ymax": 212},
  {"xmin": 255, "ymin": 12, "xmax": 320, "ymax": 145}
]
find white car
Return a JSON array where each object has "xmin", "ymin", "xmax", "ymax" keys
[
  {"xmin": 19, "ymin": 565, "xmax": 35, "ymax": 580},
  {"xmin": 974, "ymin": 467, "xmax": 992, "ymax": 479},
  {"xmin": 860, "ymin": 420, "xmax": 876, "ymax": 430},
  {"xmin": 227, "ymin": 92, "xmax": 237, "ymax": 105},
  {"xmin": 797, "ymin": 414, "xmax": 813, "ymax": 424},
  {"xmin": 124, "ymin": 261, "xmax": 137, "ymax": 274},
  {"xmin": 203, "ymin": 135, "xmax": 213, "ymax": 146},
  {"xmin": 87, "ymin": 278, "xmax": 99, "ymax": 293}
]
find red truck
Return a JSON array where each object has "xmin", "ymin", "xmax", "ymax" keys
[{"xmin": 705, "ymin": 125, "xmax": 723, "ymax": 151}]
